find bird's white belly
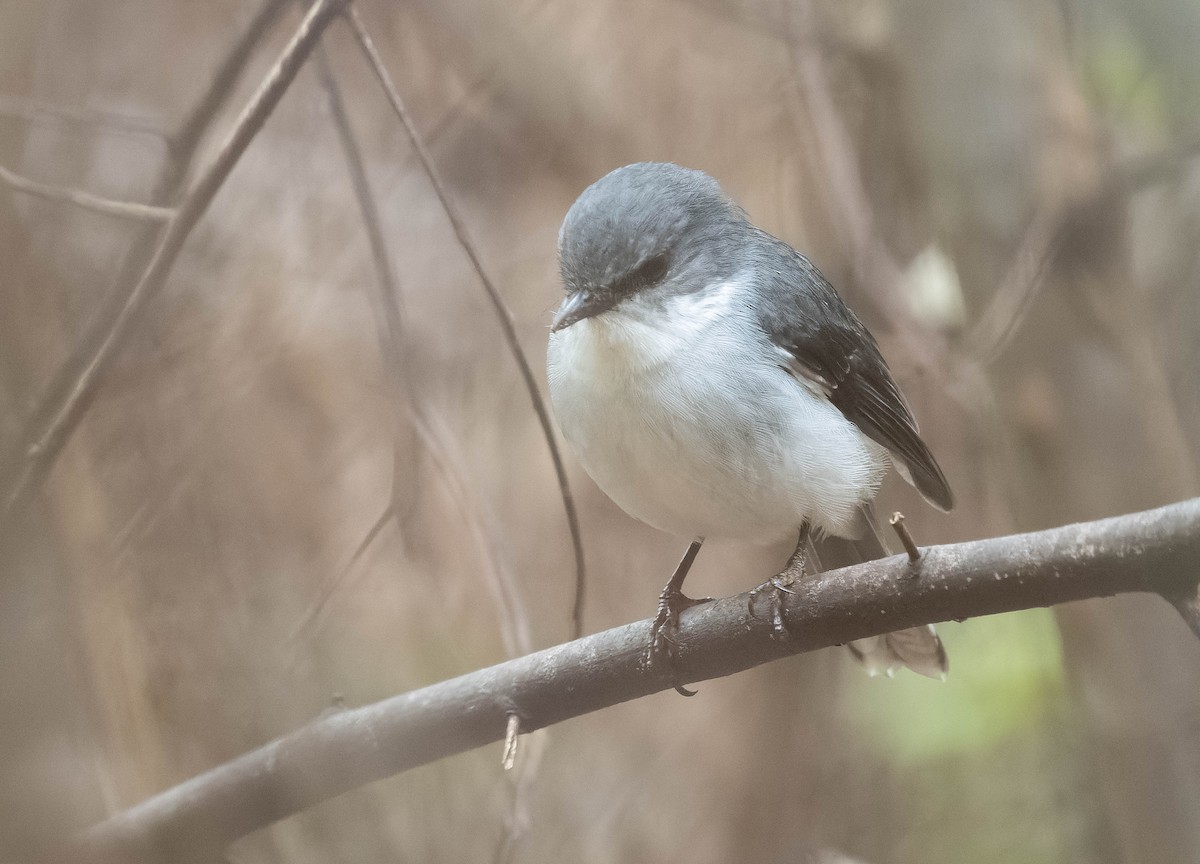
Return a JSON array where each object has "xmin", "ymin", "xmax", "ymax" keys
[{"xmin": 547, "ymin": 293, "xmax": 887, "ymax": 544}]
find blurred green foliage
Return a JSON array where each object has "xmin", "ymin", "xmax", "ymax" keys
[
  {"xmin": 1083, "ymin": 23, "xmax": 1169, "ymax": 139},
  {"xmin": 844, "ymin": 610, "xmax": 1082, "ymax": 864},
  {"xmin": 845, "ymin": 609, "xmax": 1067, "ymax": 764}
]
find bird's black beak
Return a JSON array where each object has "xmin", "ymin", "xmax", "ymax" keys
[{"xmin": 551, "ymin": 290, "xmax": 612, "ymax": 332}]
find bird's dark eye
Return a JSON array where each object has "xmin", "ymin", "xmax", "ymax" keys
[{"xmin": 632, "ymin": 253, "xmax": 670, "ymax": 286}]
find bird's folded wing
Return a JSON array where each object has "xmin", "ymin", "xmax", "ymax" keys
[{"xmin": 753, "ymin": 237, "xmax": 954, "ymax": 511}]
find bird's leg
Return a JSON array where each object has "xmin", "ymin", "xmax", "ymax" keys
[
  {"xmin": 748, "ymin": 523, "xmax": 811, "ymax": 639},
  {"xmin": 645, "ymin": 539, "xmax": 713, "ymax": 694}
]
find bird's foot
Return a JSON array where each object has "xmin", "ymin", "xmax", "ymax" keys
[
  {"xmin": 748, "ymin": 573, "xmax": 800, "ymax": 639},
  {"xmin": 644, "ymin": 583, "xmax": 714, "ymax": 696},
  {"xmin": 748, "ymin": 542, "xmax": 808, "ymax": 639}
]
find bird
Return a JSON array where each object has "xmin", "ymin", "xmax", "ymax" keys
[{"xmin": 546, "ymin": 162, "xmax": 953, "ymax": 683}]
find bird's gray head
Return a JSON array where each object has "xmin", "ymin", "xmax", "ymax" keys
[{"xmin": 552, "ymin": 163, "xmax": 747, "ymax": 331}]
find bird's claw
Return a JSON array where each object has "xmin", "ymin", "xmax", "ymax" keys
[
  {"xmin": 748, "ymin": 573, "xmax": 800, "ymax": 640},
  {"xmin": 644, "ymin": 585, "xmax": 713, "ymax": 695}
]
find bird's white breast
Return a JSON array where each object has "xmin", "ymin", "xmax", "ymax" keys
[{"xmin": 547, "ymin": 279, "xmax": 888, "ymax": 544}]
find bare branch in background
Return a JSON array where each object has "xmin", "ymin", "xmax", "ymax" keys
[
  {"xmin": 297, "ymin": 45, "xmax": 534, "ymax": 661},
  {"xmin": 967, "ymin": 135, "xmax": 1200, "ymax": 368},
  {"xmin": 288, "ymin": 501, "xmax": 395, "ymax": 646},
  {"xmin": 786, "ymin": 0, "xmax": 945, "ymax": 374},
  {"xmin": 312, "ymin": 44, "xmax": 407, "ymax": 383},
  {"xmin": 344, "ymin": 8, "xmax": 588, "ymax": 640},
  {"xmin": 0, "ymin": 162, "xmax": 174, "ymax": 222},
  {"xmin": 73, "ymin": 498, "xmax": 1200, "ymax": 864},
  {"xmin": 785, "ymin": 4, "xmax": 1198, "ymax": 388},
  {"xmin": 165, "ymin": 0, "xmax": 294, "ymax": 162},
  {"xmin": 411, "ymin": 409, "xmax": 535, "ymax": 657},
  {"xmin": 0, "ymin": 94, "xmax": 169, "ymax": 143},
  {"xmin": 0, "ymin": 0, "xmax": 293, "ymax": 518},
  {"xmin": 967, "ymin": 206, "xmax": 1063, "ymax": 366}
]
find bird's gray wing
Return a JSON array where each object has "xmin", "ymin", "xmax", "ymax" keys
[{"xmin": 752, "ymin": 236, "xmax": 954, "ymax": 511}]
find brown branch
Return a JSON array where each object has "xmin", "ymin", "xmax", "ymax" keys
[
  {"xmin": 72, "ymin": 498, "xmax": 1200, "ymax": 864},
  {"xmin": 0, "ymin": 162, "xmax": 174, "ymax": 222},
  {"xmin": 966, "ymin": 206, "xmax": 1063, "ymax": 365},
  {"xmin": 297, "ymin": 46, "xmax": 534, "ymax": 658},
  {"xmin": 166, "ymin": 0, "xmax": 295, "ymax": 163},
  {"xmin": 311, "ymin": 43, "xmax": 407, "ymax": 380},
  {"xmin": 344, "ymin": 8, "xmax": 588, "ymax": 640},
  {"xmin": 0, "ymin": 94, "xmax": 169, "ymax": 142},
  {"xmin": 0, "ymin": 0, "xmax": 343, "ymax": 519},
  {"xmin": 965, "ymin": 131, "xmax": 1200, "ymax": 367},
  {"xmin": 290, "ymin": 44, "xmax": 415, "ymax": 643},
  {"xmin": 287, "ymin": 500, "xmax": 395, "ymax": 646},
  {"xmin": 786, "ymin": 0, "xmax": 945, "ymax": 376},
  {"xmin": 0, "ymin": 0, "xmax": 291, "ymax": 519}
]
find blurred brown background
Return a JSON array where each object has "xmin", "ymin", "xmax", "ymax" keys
[{"xmin": 2, "ymin": 1, "xmax": 1199, "ymax": 862}]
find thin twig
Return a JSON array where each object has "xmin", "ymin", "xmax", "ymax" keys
[
  {"xmin": 311, "ymin": 44, "xmax": 406, "ymax": 371},
  {"xmin": 417, "ymin": 409, "xmax": 534, "ymax": 657},
  {"xmin": 287, "ymin": 502, "xmax": 395, "ymax": 646},
  {"xmin": 73, "ymin": 498, "xmax": 1200, "ymax": 864},
  {"xmin": 888, "ymin": 512, "xmax": 921, "ymax": 563},
  {"xmin": 288, "ymin": 409, "xmax": 536, "ymax": 656},
  {"xmin": 501, "ymin": 713, "xmax": 521, "ymax": 770},
  {"xmin": 343, "ymin": 8, "xmax": 587, "ymax": 640},
  {"xmin": 294, "ymin": 43, "xmax": 413, "ymax": 643},
  {"xmin": 786, "ymin": 0, "xmax": 944, "ymax": 376},
  {"xmin": 0, "ymin": 94, "xmax": 169, "ymax": 142},
  {"xmin": 965, "ymin": 132, "xmax": 1200, "ymax": 367},
  {"xmin": 0, "ymin": 0, "xmax": 293, "ymax": 519},
  {"xmin": 168, "ymin": 0, "xmax": 295, "ymax": 161},
  {"xmin": 0, "ymin": 0, "xmax": 347, "ymax": 519},
  {"xmin": 288, "ymin": 409, "xmax": 537, "ymax": 658},
  {"xmin": 966, "ymin": 206, "xmax": 1063, "ymax": 366},
  {"xmin": 0, "ymin": 162, "xmax": 173, "ymax": 222},
  {"xmin": 492, "ymin": 726, "xmax": 547, "ymax": 864},
  {"xmin": 297, "ymin": 46, "xmax": 533, "ymax": 660}
]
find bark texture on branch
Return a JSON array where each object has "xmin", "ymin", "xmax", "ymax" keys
[{"xmin": 74, "ymin": 499, "xmax": 1200, "ymax": 864}]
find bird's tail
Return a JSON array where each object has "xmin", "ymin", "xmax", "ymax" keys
[{"xmin": 809, "ymin": 503, "xmax": 947, "ymax": 680}]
